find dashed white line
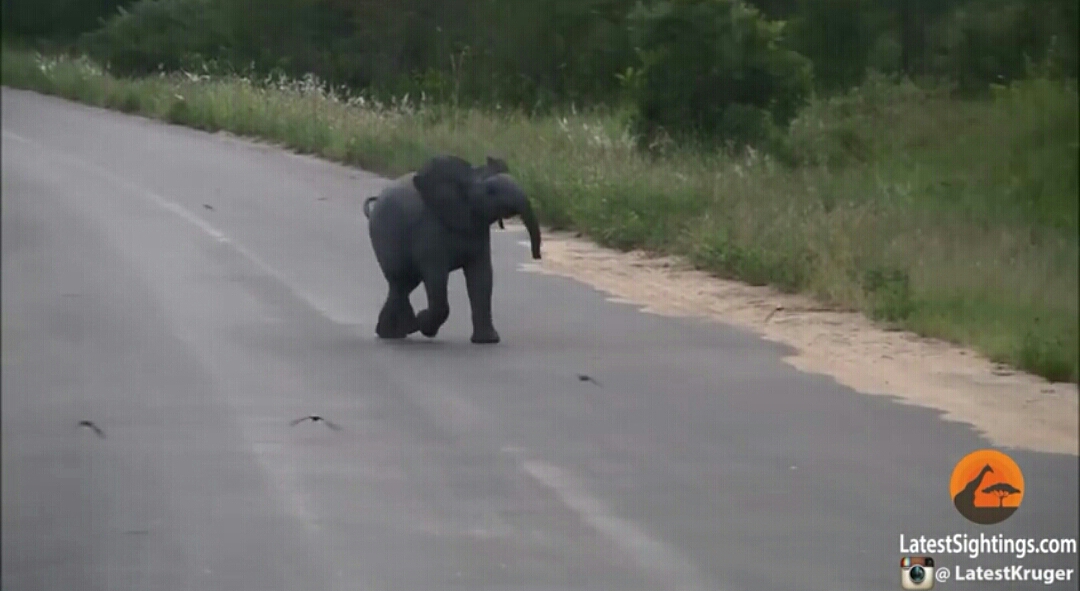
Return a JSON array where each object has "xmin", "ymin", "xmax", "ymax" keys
[
  {"xmin": 3, "ymin": 129, "xmax": 343, "ymax": 324},
  {"xmin": 504, "ymin": 448, "xmax": 713, "ymax": 591}
]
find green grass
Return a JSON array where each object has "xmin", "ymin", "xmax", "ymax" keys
[{"xmin": 3, "ymin": 48, "xmax": 1077, "ymax": 383}]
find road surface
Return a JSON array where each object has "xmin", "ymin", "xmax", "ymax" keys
[{"xmin": 3, "ymin": 87, "xmax": 1077, "ymax": 591}]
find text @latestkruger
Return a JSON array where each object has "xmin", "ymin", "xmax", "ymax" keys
[{"xmin": 932, "ymin": 563, "xmax": 1074, "ymax": 586}]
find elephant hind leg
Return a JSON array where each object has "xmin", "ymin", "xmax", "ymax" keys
[
  {"xmin": 376, "ymin": 278, "xmax": 420, "ymax": 339},
  {"xmin": 416, "ymin": 266, "xmax": 450, "ymax": 338}
]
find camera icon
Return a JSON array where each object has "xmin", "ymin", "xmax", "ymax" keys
[{"xmin": 901, "ymin": 556, "xmax": 935, "ymax": 589}]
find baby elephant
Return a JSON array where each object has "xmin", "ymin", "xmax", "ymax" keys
[{"xmin": 363, "ymin": 155, "xmax": 541, "ymax": 343}]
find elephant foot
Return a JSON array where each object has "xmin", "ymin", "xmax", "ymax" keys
[
  {"xmin": 416, "ymin": 309, "xmax": 441, "ymax": 338},
  {"xmin": 375, "ymin": 323, "xmax": 410, "ymax": 339},
  {"xmin": 470, "ymin": 327, "xmax": 500, "ymax": 344},
  {"xmin": 376, "ymin": 313, "xmax": 418, "ymax": 339}
]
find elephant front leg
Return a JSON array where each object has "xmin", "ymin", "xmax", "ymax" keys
[
  {"xmin": 463, "ymin": 252, "xmax": 499, "ymax": 344},
  {"xmin": 416, "ymin": 266, "xmax": 451, "ymax": 338}
]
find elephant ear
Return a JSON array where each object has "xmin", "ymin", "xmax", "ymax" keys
[
  {"xmin": 484, "ymin": 156, "xmax": 509, "ymax": 176},
  {"xmin": 413, "ymin": 155, "xmax": 483, "ymax": 233}
]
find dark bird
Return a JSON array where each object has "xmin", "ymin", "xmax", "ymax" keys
[
  {"xmin": 763, "ymin": 305, "xmax": 784, "ymax": 323},
  {"xmin": 577, "ymin": 374, "xmax": 602, "ymax": 386},
  {"xmin": 77, "ymin": 420, "xmax": 105, "ymax": 438},
  {"xmin": 289, "ymin": 415, "xmax": 341, "ymax": 431},
  {"xmin": 203, "ymin": 204, "xmax": 214, "ymax": 211}
]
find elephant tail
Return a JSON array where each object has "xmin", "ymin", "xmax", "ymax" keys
[{"xmin": 362, "ymin": 196, "xmax": 378, "ymax": 219}]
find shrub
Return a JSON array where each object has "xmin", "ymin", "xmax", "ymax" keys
[
  {"xmin": 988, "ymin": 76, "xmax": 1079, "ymax": 226},
  {"xmin": 785, "ymin": 0, "xmax": 876, "ymax": 92},
  {"xmin": 1, "ymin": 0, "xmax": 139, "ymax": 40},
  {"xmin": 78, "ymin": 0, "xmax": 235, "ymax": 78},
  {"xmin": 626, "ymin": 0, "xmax": 813, "ymax": 150},
  {"xmin": 923, "ymin": 0, "xmax": 1078, "ymax": 94},
  {"xmin": 787, "ymin": 71, "xmax": 939, "ymax": 168}
]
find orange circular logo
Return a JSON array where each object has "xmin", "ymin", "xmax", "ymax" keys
[{"xmin": 950, "ymin": 449, "xmax": 1025, "ymax": 525}]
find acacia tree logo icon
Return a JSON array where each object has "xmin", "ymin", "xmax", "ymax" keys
[
  {"xmin": 983, "ymin": 482, "xmax": 1022, "ymax": 507},
  {"xmin": 950, "ymin": 449, "xmax": 1025, "ymax": 525}
]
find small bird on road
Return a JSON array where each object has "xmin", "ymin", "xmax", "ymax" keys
[
  {"xmin": 77, "ymin": 420, "xmax": 105, "ymax": 438},
  {"xmin": 289, "ymin": 415, "xmax": 341, "ymax": 431},
  {"xmin": 577, "ymin": 374, "xmax": 602, "ymax": 387}
]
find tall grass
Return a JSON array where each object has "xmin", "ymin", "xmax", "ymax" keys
[{"xmin": 3, "ymin": 48, "xmax": 1076, "ymax": 383}]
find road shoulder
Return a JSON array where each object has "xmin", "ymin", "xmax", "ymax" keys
[{"xmin": 516, "ymin": 227, "xmax": 1079, "ymax": 456}]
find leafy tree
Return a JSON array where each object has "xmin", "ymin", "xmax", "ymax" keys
[
  {"xmin": 6, "ymin": 0, "xmax": 1076, "ymax": 125},
  {"xmin": 79, "ymin": 0, "xmax": 236, "ymax": 76},
  {"xmin": 627, "ymin": 0, "xmax": 813, "ymax": 149},
  {"xmin": 3, "ymin": 0, "xmax": 139, "ymax": 40},
  {"xmin": 786, "ymin": 0, "xmax": 876, "ymax": 91}
]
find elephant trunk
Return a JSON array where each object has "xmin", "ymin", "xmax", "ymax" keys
[
  {"xmin": 514, "ymin": 195, "xmax": 543, "ymax": 260},
  {"xmin": 487, "ymin": 174, "xmax": 542, "ymax": 259}
]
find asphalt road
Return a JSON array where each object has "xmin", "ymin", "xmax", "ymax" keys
[{"xmin": 2, "ymin": 86, "xmax": 1077, "ymax": 591}]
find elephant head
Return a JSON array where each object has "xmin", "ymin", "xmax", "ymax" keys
[
  {"xmin": 412, "ymin": 156, "xmax": 541, "ymax": 259},
  {"xmin": 477, "ymin": 173, "xmax": 542, "ymax": 260},
  {"xmin": 412, "ymin": 154, "xmax": 488, "ymax": 234},
  {"xmin": 475, "ymin": 156, "xmax": 510, "ymax": 230}
]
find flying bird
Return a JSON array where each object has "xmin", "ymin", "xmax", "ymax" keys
[
  {"xmin": 77, "ymin": 420, "xmax": 105, "ymax": 438},
  {"xmin": 289, "ymin": 415, "xmax": 341, "ymax": 431}
]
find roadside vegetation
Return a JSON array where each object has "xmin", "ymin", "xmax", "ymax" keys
[{"xmin": 3, "ymin": 0, "xmax": 1077, "ymax": 382}]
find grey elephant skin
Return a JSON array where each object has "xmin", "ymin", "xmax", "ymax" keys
[
  {"xmin": 364, "ymin": 155, "xmax": 509, "ymax": 228},
  {"xmin": 363, "ymin": 155, "xmax": 542, "ymax": 343}
]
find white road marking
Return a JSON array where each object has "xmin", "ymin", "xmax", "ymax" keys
[
  {"xmin": 506, "ymin": 448, "xmax": 712, "ymax": 591},
  {"xmin": 3, "ymin": 130, "xmax": 343, "ymax": 324}
]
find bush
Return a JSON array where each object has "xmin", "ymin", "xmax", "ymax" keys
[
  {"xmin": 626, "ymin": 0, "xmax": 813, "ymax": 150},
  {"xmin": 787, "ymin": 71, "xmax": 941, "ymax": 168},
  {"xmin": 986, "ymin": 76, "xmax": 1079, "ymax": 231},
  {"xmin": 2, "ymin": 0, "xmax": 138, "ymax": 40},
  {"xmin": 924, "ymin": 0, "xmax": 1079, "ymax": 95},
  {"xmin": 785, "ymin": 0, "xmax": 876, "ymax": 92},
  {"xmin": 78, "ymin": 0, "xmax": 236, "ymax": 77}
]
